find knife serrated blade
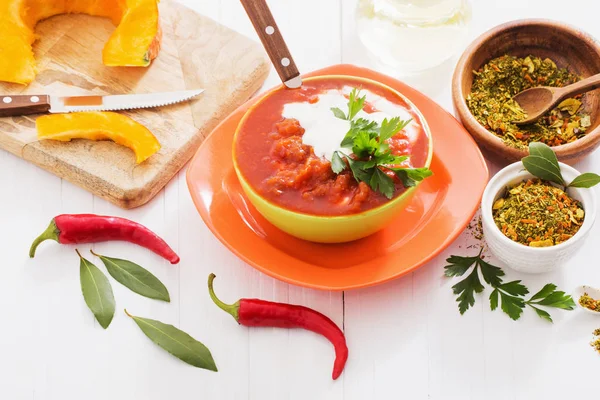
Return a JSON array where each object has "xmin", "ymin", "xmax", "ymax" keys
[{"xmin": 48, "ymin": 89, "xmax": 204, "ymax": 113}]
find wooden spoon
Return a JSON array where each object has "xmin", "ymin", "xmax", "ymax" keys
[
  {"xmin": 513, "ymin": 73, "xmax": 600, "ymax": 125},
  {"xmin": 240, "ymin": 0, "xmax": 302, "ymax": 89}
]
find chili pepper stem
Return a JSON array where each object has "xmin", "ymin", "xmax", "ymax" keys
[
  {"xmin": 208, "ymin": 273, "xmax": 240, "ymax": 322},
  {"xmin": 29, "ymin": 219, "xmax": 60, "ymax": 258},
  {"xmin": 124, "ymin": 309, "xmax": 134, "ymax": 318}
]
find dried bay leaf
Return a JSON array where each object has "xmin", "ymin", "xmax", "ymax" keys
[
  {"xmin": 528, "ymin": 142, "xmax": 560, "ymax": 165},
  {"xmin": 569, "ymin": 172, "xmax": 600, "ymax": 188},
  {"xmin": 523, "ymin": 143, "xmax": 564, "ymax": 185},
  {"xmin": 557, "ymin": 98, "xmax": 582, "ymax": 115},
  {"xmin": 125, "ymin": 310, "xmax": 217, "ymax": 371},
  {"xmin": 77, "ymin": 250, "xmax": 115, "ymax": 329},
  {"xmin": 91, "ymin": 251, "xmax": 170, "ymax": 302},
  {"xmin": 522, "ymin": 155, "xmax": 564, "ymax": 185}
]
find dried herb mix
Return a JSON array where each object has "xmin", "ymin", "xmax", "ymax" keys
[
  {"xmin": 467, "ymin": 55, "xmax": 591, "ymax": 149},
  {"xmin": 579, "ymin": 292, "xmax": 600, "ymax": 312},
  {"xmin": 492, "ymin": 179, "xmax": 584, "ymax": 247}
]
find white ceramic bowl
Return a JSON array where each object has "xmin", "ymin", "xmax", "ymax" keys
[{"xmin": 481, "ymin": 162, "xmax": 597, "ymax": 274}]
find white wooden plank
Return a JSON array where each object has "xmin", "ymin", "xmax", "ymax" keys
[{"xmin": 0, "ymin": 151, "xmax": 62, "ymax": 400}]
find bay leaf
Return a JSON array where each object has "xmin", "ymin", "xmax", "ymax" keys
[
  {"xmin": 78, "ymin": 249, "xmax": 115, "ymax": 329},
  {"xmin": 568, "ymin": 172, "xmax": 600, "ymax": 188},
  {"xmin": 92, "ymin": 251, "xmax": 170, "ymax": 302},
  {"xmin": 522, "ymin": 155, "xmax": 564, "ymax": 185},
  {"xmin": 528, "ymin": 142, "xmax": 557, "ymax": 161},
  {"xmin": 526, "ymin": 142, "xmax": 564, "ymax": 184},
  {"xmin": 126, "ymin": 311, "xmax": 217, "ymax": 371}
]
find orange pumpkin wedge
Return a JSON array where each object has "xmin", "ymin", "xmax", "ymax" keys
[
  {"xmin": 36, "ymin": 112, "xmax": 161, "ymax": 164},
  {"xmin": 0, "ymin": 0, "xmax": 162, "ymax": 85}
]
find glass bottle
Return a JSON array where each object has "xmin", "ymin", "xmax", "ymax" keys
[{"xmin": 356, "ymin": 0, "xmax": 472, "ymax": 74}]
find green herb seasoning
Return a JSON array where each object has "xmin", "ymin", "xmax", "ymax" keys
[
  {"xmin": 467, "ymin": 55, "xmax": 591, "ymax": 149},
  {"xmin": 492, "ymin": 179, "xmax": 584, "ymax": 247},
  {"xmin": 579, "ymin": 292, "xmax": 600, "ymax": 312}
]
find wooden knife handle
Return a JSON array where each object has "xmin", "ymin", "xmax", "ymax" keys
[
  {"xmin": 0, "ymin": 94, "xmax": 51, "ymax": 117},
  {"xmin": 239, "ymin": 0, "xmax": 302, "ymax": 88}
]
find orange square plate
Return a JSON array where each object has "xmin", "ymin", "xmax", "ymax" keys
[{"xmin": 186, "ymin": 65, "xmax": 488, "ymax": 291}]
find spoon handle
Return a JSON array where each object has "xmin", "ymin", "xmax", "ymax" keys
[
  {"xmin": 559, "ymin": 72, "xmax": 600, "ymax": 99},
  {"xmin": 239, "ymin": 0, "xmax": 302, "ymax": 88}
]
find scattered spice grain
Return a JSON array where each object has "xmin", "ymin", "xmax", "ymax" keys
[
  {"xmin": 591, "ymin": 329, "xmax": 600, "ymax": 355},
  {"xmin": 466, "ymin": 215, "xmax": 484, "ymax": 241}
]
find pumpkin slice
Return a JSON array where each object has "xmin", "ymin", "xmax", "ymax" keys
[
  {"xmin": 0, "ymin": 0, "xmax": 161, "ymax": 85},
  {"xmin": 36, "ymin": 112, "xmax": 161, "ymax": 164},
  {"xmin": 103, "ymin": 0, "xmax": 162, "ymax": 66}
]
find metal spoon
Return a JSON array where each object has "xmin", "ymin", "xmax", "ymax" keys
[
  {"xmin": 513, "ymin": 73, "xmax": 600, "ymax": 125},
  {"xmin": 573, "ymin": 285, "xmax": 600, "ymax": 315}
]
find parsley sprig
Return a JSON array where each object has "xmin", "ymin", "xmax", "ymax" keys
[
  {"xmin": 445, "ymin": 248, "xmax": 575, "ymax": 322},
  {"xmin": 330, "ymin": 89, "xmax": 432, "ymax": 199}
]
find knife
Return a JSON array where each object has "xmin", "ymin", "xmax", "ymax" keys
[{"xmin": 0, "ymin": 89, "xmax": 204, "ymax": 118}]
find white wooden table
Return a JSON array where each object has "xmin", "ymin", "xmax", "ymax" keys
[{"xmin": 2, "ymin": 1, "xmax": 600, "ymax": 399}]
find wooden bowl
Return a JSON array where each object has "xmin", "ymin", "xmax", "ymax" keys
[{"xmin": 452, "ymin": 19, "xmax": 600, "ymax": 164}]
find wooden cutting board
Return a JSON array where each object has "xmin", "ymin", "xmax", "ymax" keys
[{"xmin": 0, "ymin": 0, "xmax": 269, "ymax": 208}]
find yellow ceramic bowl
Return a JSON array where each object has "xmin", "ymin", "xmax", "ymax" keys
[{"xmin": 232, "ymin": 75, "xmax": 433, "ymax": 243}]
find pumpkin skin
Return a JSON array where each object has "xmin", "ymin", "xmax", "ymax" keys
[
  {"xmin": 0, "ymin": 0, "xmax": 162, "ymax": 85},
  {"xmin": 36, "ymin": 111, "xmax": 161, "ymax": 164}
]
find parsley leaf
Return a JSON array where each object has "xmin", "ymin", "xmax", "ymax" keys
[
  {"xmin": 340, "ymin": 129, "xmax": 358, "ymax": 148},
  {"xmin": 376, "ymin": 153, "xmax": 408, "ymax": 166},
  {"xmin": 392, "ymin": 167, "xmax": 433, "ymax": 187},
  {"xmin": 498, "ymin": 280, "xmax": 528, "ymax": 297},
  {"xmin": 380, "ymin": 117, "xmax": 412, "ymax": 142},
  {"xmin": 444, "ymin": 254, "xmax": 480, "ymax": 277},
  {"xmin": 528, "ymin": 284, "xmax": 557, "ymax": 302},
  {"xmin": 331, "ymin": 151, "xmax": 347, "ymax": 174},
  {"xmin": 352, "ymin": 131, "xmax": 379, "ymax": 158},
  {"xmin": 500, "ymin": 291, "xmax": 526, "ymax": 321},
  {"xmin": 340, "ymin": 119, "xmax": 378, "ymax": 148},
  {"xmin": 347, "ymin": 89, "xmax": 366, "ymax": 121},
  {"xmin": 528, "ymin": 305, "xmax": 552, "ymax": 323},
  {"xmin": 524, "ymin": 284, "xmax": 575, "ymax": 322},
  {"xmin": 445, "ymin": 249, "xmax": 576, "ymax": 322},
  {"xmin": 452, "ymin": 267, "xmax": 485, "ymax": 315},
  {"xmin": 346, "ymin": 157, "xmax": 373, "ymax": 183},
  {"xmin": 355, "ymin": 118, "xmax": 378, "ymax": 131},
  {"xmin": 478, "ymin": 257, "xmax": 505, "ymax": 287},
  {"xmin": 490, "ymin": 289, "xmax": 499, "ymax": 311},
  {"xmin": 331, "ymin": 107, "xmax": 346, "ymax": 120},
  {"xmin": 330, "ymin": 86, "xmax": 432, "ymax": 198},
  {"xmin": 369, "ymin": 168, "xmax": 395, "ymax": 199},
  {"xmin": 531, "ymin": 290, "xmax": 576, "ymax": 310}
]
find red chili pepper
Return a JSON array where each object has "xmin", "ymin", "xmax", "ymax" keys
[
  {"xmin": 29, "ymin": 214, "xmax": 179, "ymax": 264},
  {"xmin": 208, "ymin": 273, "xmax": 348, "ymax": 380}
]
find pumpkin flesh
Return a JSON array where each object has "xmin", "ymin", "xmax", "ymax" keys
[
  {"xmin": 0, "ymin": 0, "xmax": 161, "ymax": 85},
  {"xmin": 36, "ymin": 111, "xmax": 161, "ymax": 164}
]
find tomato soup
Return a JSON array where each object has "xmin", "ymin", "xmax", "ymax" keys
[{"xmin": 234, "ymin": 77, "xmax": 430, "ymax": 216}]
